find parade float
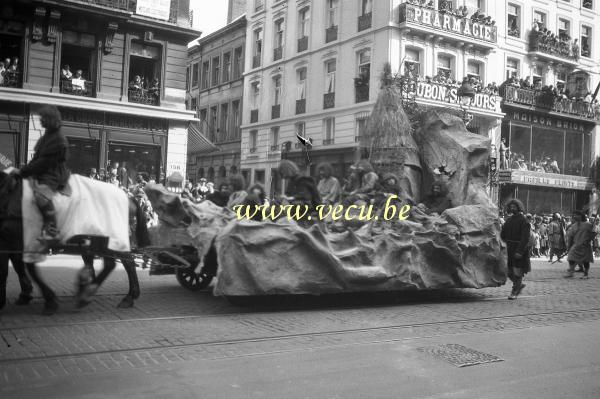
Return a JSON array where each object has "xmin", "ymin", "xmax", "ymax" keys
[{"xmin": 143, "ymin": 68, "xmax": 507, "ymax": 298}]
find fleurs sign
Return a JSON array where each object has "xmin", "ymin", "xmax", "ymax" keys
[
  {"xmin": 414, "ymin": 82, "xmax": 501, "ymax": 112},
  {"xmin": 399, "ymin": 4, "xmax": 497, "ymax": 43},
  {"xmin": 136, "ymin": 0, "xmax": 171, "ymax": 21}
]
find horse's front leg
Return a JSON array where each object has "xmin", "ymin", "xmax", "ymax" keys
[
  {"xmin": 25, "ymin": 262, "xmax": 58, "ymax": 315},
  {"xmin": 77, "ymin": 256, "xmax": 116, "ymax": 308},
  {"xmin": 117, "ymin": 258, "xmax": 140, "ymax": 308}
]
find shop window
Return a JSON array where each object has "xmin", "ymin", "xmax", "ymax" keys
[
  {"xmin": 507, "ymin": 124, "xmax": 531, "ymax": 170},
  {"xmin": 0, "ymin": 132, "xmax": 18, "ymax": 166},
  {"xmin": 507, "ymin": 4, "xmax": 520, "ymax": 38},
  {"xmin": 0, "ymin": 34, "xmax": 22, "ymax": 88},
  {"xmin": 108, "ymin": 143, "xmax": 161, "ymax": 184},
  {"xmin": 192, "ymin": 62, "xmax": 199, "ymax": 87},
  {"xmin": 67, "ymin": 138, "xmax": 100, "ymax": 176},
  {"xmin": 404, "ymin": 48, "xmax": 421, "ymax": 78},
  {"xmin": 531, "ymin": 127, "xmax": 564, "ymax": 174},
  {"xmin": 60, "ymin": 31, "xmax": 97, "ymax": 97},
  {"xmin": 581, "ymin": 26, "xmax": 592, "ymax": 58},
  {"xmin": 506, "ymin": 58, "xmax": 519, "ymax": 80},
  {"xmin": 201, "ymin": 61, "xmax": 209, "ymax": 89},
  {"xmin": 128, "ymin": 41, "xmax": 161, "ymax": 106},
  {"xmin": 565, "ymin": 133, "xmax": 584, "ymax": 176}
]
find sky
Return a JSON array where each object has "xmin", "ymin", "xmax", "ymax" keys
[{"xmin": 190, "ymin": 0, "xmax": 229, "ymax": 39}]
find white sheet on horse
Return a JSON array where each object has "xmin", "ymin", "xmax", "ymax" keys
[{"xmin": 22, "ymin": 174, "xmax": 131, "ymax": 263}]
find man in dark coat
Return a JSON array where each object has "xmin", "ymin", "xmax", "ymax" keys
[
  {"xmin": 500, "ymin": 198, "xmax": 531, "ymax": 299},
  {"xmin": 18, "ymin": 106, "xmax": 70, "ymax": 243},
  {"xmin": 565, "ymin": 210, "xmax": 594, "ymax": 279}
]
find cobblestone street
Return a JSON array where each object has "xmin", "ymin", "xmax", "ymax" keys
[{"xmin": 1, "ymin": 256, "xmax": 600, "ymax": 398}]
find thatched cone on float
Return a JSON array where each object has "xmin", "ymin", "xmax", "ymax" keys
[{"xmin": 364, "ymin": 83, "xmax": 422, "ymax": 202}]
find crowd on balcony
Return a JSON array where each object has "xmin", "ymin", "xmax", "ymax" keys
[
  {"xmin": 502, "ymin": 74, "xmax": 600, "ymax": 114},
  {"xmin": 0, "ymin": 57, "xmax": 21, "ymax": 87},
  {"xmin": 128, "ymin": 75, "xmax": 160, "ymax": 104},
  {"xmin": 504, "ymin": 152, "xmax": 563, "ymax": 174},
  {"xmin": 530, "ymin": 22, "xmax": 580, "ymax": 60},
  {"xmin": 406, "ymin": 0, "xmax": 496, "ymax": 26},
  {"xmin": 404, "ymin": 65, "xmax": 499, "ymax": 96},
  {"xmin": 60, "ymin": 64, "xmax": 91, "ymax": 95}
]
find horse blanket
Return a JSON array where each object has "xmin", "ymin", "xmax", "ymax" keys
[{"xmin": 22, "ymin": 174, "xmax": 130, "ymax": 263}]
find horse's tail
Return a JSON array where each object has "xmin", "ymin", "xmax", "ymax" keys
[{"xmin": 132, "ymin": 198, "xmax": 151, "ymax": 248}]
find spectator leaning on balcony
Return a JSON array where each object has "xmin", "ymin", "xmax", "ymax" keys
[
  {"xmin": 71, "ymin": 70, "xmax": 86, "ymax": 91},
  {"xmin": 129, "ymin": 75, "xmax": 143, "ymax": 90},
  {"xmin": 8, "ymin": 57, "xmax": 18, "ymax": 72},
  {"xmin": 60, "ymin": 64, "xmax": 72, "ymax": 80}
]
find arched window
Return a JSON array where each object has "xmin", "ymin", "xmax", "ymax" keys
[{"xmin": 207, "ymin": 167, "xmax": 215, "ymax": 182}]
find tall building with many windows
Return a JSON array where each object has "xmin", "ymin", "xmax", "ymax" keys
[
  {"xmin": 0, "ymin": 0, "xmax": 199, "ymax": 190},
  {"xmin": 238, "ymin": 0, "xmax": 600, "ymax": 215},
  {"xmin": 186, "ymin": 15, "xmax": 246, "ymax": 186}
]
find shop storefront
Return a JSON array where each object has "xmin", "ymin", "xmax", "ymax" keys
[{"xmin": 499, "ymin": 110, "xmax": 596, "ymax": 214}]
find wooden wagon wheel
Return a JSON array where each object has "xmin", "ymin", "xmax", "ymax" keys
[{"xmin": 175, "ymin": 266, "xmax": 213, "ymax": 291}]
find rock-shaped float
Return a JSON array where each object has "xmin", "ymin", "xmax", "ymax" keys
[{"xmin": 145, "ymin": 184, "xmax": 507, "ymax": 297}]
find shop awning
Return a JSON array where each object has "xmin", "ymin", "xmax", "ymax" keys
[{"xmin": 188, "ymin": 122, "xmax": 219, "ymax": 154}]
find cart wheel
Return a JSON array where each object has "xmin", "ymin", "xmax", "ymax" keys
[{"xmin": 175, "ymin": 267, "xmax": 213, "ymax": 291}]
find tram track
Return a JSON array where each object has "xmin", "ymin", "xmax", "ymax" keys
[{"xmin": 1, "ymin": 305, "xmax": 600, "ymax": 366}]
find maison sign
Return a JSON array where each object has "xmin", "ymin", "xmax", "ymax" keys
[
  {"xmin": 400, "ymin": 4, "xmax": 498, "ymax": 43},
  {"xmin": 414, "ymin": 82, "xmax": 501, "ymax": 112},
  {"xmin": 136, "ymin": 0, "xmax": 171, "ymax": 21}
]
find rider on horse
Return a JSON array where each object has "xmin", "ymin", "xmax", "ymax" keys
[{"xmin": 16, "ymin": 106, "xmax": 70, "ymax": 244}]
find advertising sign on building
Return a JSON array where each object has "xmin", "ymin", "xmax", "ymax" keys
[
  {"xmin": 136, "ymin": 0, "xmax": 171, "ymax": 21},
  {"xmin": 399, "ymin": 3, "xmax": 497, "ymax": 43},
  {"xmin": 413, "ymin": 82, "xmax": 501, "ymax": 113},
  {"xmin": 504, "ymin": 170, "xmax": 594, "ymax": 191}
]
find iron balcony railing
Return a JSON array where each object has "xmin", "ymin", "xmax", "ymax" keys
[
  {"xmin": 271, "ymin": 104, "xmax": 281, "ymax": 119},
  {"xmin": 355, "ymin": 85, "xmax": 369, "ymax": 103},
  {"xmin": 325, "ymin": 25, "xmax": 338, "ymax": 43},
  {"xmin": 528, "ymin": 31, "xmax": 578, "ymax": 62},
  {"xmin": 0, "ymin": 70, "xmax": 22, "ymax": 88},
  {"xmin": 128, "ymin": 87, "xmax": 159, "ymax": 105},
  {"xmin": 60, "ymin": 79, "xmax": 94, "ymax": 97},
  {"xmin": 295, "ymin": 98, "xmax": 306, "ymax": 114},
  {"xmin": 273, "ymin": 46, "xmax": 283, "ymax": 61},
  {"xmin": 357, "ymin": 12, "xmax": 372, "ymax": 32},
  {"xmin": 323, "ymin": 92, "xmax": 335, "ymax": 109},
  {"xmin": 503, "ymin": 86, "xmax": 599, "ymax": 121}
]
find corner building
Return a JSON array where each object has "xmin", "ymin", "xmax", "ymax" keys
[
  {"xmin": 239, "ymin": 0, "xmax": 509, "ymax": 197},
  {"xmin": 495, "ymin": 0, "xmax": 600, "ymax": 215},
  {"xmin": 0, "ymin": 0, "xmax": 199, "ymax": 189}
]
